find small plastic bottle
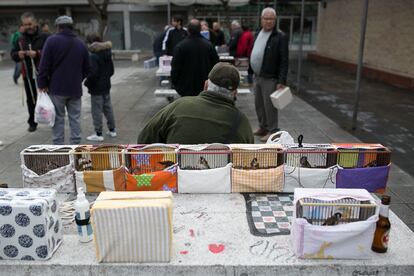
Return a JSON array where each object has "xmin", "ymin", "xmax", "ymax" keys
[{"xmin": 74, "ymin": 187, "xmax": 93, "ymax": 243}]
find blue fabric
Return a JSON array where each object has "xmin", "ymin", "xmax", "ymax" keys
[
  {"xmin": 37, "ymin": 29, "xmax": 90, "ymax": 98},
  {"xmin": 336, "ymin": 165, "xmax": 390, "ymax": 192}
]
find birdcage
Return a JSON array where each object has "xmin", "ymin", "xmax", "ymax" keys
[
  {"xmin": 177, "ymin": 144, "xmax": 232, "ymax": 193},
  {"xmin": 296, "ymin": 196, "xmax": 377, "ymax": 226},
  {"xmin": 291, "ymin": 188, "xmax": 379, "ymax": 259},
  {"xmin": 230, "ymin": 144, "xmax": 284, "ymax": 192},
  {"xmin": 334, "ymin": 143, "xmax": 391, "ymax": 168},
  {"xmin": 334, "ymin": 143, "xmax": 391, "ymax": 193},
  {"xmin": 124, "ymin": 144, "xmax": 178, "ymax": 192},
  {"xmin": 73, "ymin": 144, "xmax": 126, "ymax": 192},
  {"xmin": 20, "ymin": 145, "xmax": 77, "ymax": 193},
  {"xmin": 283, "ymin": 144, "xmax": 338, "ymax": 192}
]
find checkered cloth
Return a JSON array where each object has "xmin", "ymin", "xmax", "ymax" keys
[
  {"xmin": 243, "ymin": 193, "xmax": 294, "ymax": 236},
  {"xmin": 232, "ymin": 166, "xmax": 284, "ymax": 192}
]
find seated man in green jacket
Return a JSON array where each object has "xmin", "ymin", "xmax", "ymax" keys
[{"xmin": 138, "ymin": 62, "xmax": 254, "ymax": 144}]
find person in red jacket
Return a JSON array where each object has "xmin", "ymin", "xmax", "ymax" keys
[
  {"xmin": 236, "ymin": 25, "xmax": 254, "ymax": 83},
  {"xmin": 236, "ymin": 25, "xmax": 254, "ymax": 58}
]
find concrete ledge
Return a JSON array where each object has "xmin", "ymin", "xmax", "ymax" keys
[
  {"xmin": 0, "ymin": 194, "xmax": 413, "ymax": 275},
  {"xmin": 156, "ymin": 68, "xmax": 170, "ymax": 77},
  {"xmin": 308, "ymin": 53, "xmax": 414, "ymax": 91},
  {"xmin": 112, "ymin": 50, "xmax": 141, "ymax": 62}
]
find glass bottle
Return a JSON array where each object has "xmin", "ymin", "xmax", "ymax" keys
[{"xmin": 371, "ymin": 195, "xmax": 391, "ymax": 253}]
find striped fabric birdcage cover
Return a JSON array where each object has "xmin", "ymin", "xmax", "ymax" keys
[
  {"xmin": 230, "ymin": 144, "xmax": 284, "ymax": 192},
  {"xmin": 91, "ymin": 191, "xmax": 173, "ymax": 263}
]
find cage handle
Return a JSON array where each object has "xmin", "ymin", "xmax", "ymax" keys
[{"xmin": 297, "ymin": 135, "xmax": 304, "ymax": 148}]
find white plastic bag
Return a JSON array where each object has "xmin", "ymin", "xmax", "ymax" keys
[
  {"xmin": 34, "ymin": 92, "xmax": 55, "ymax": 127},
  {"xmin": 266, "ymin": 131, "xmax": 294, "ymax": 144}
]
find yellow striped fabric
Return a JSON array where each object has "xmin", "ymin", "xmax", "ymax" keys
[
  {"xmin": 75, "ymin": 167, "xmax": 125, "ymax": 192},
  {"xmin": 231, "ymin": 166, "xmax": 284, "ymax": 192},
  {"xmin": 91, "ymin": 191, "xmax": 173, "ymax": 262}
]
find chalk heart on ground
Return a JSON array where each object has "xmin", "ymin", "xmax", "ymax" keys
[{"xmin": 208, "ymin": 243, "xmax": 225, "ymax": 254}]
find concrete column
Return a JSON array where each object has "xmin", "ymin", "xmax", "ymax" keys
[
  {"xmin": 65, "ymin": 6, "xmax": 72, "ymax": 16},
  {"xmin": 123, "ymin": 7, "xmax": 131, "ymax": 50}
]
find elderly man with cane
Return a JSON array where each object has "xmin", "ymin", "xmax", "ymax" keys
[{"xmin": 11, "ymin": 12, "xmax": 49, "ymax": 132}]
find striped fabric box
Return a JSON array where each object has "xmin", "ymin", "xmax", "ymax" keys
[{"xmin": 91, "ymin": 191, "xmax": 173, "ymax": 263}]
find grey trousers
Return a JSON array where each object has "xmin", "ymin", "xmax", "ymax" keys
[
  {"xmin": 254, "ymin": 76, "xmax": 279, "ymax": 133},
  {"xmin": 49, "ymin": 95, "xmax": 82, "ymax": 145},
  {"xmin": 91, "ymin": 94, "xmax": 116, "ymax": 134}
]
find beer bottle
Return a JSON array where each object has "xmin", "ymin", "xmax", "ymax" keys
[{"xmin": 371, "ymin": 195, "xmax": 391, "ymax": 253}]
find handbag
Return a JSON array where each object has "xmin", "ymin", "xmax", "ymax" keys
[{"xmin": 270, "ymin": 86, "xmax": 293, "ymax": 110}]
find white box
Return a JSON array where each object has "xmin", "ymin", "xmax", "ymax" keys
[
  {"xmin": 270, "ymin": 87, "xmax": 293, "ymax": 110},
  {"xmin": 0, "ymin": 188, "xmax": 62, "ymax": 260}
]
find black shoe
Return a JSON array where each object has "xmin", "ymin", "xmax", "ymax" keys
[{"xmin": 28, "ymin": 125, "xmax": 37, "ymax": 132}]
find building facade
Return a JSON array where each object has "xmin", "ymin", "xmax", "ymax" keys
[
  {"xmin": 311, "ymin": 0, "xmax": 414, "ymax": 90},
  {"xmin": 0, "ymin": 1, "xmax": 319, "ymax": 52}
]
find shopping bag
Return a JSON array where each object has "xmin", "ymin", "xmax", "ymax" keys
[
  {"xmin": 266, "ymin": 131, "xmax": 294, "ymax": 144},
  {"xmin": 34, "ymin": 92, "xmax": 56, "ymax": 127}
]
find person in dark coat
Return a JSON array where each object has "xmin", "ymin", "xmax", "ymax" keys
[
  {"xmin": 250, "ymin": 7, "xmax": 289, "ymax": 142},
  {"xmin": 84, "ymin": 33, "xmax": 116, "ymax": 142},
  {"xmin": 171, "ymin": 19, "xmax": 219, "ymax": 97},
  {"xmin": 37, "ymin": 16, "xmax": 90, "ymax": 145},
  {"xmin": 10, "ymin": 12, "xmax": 49, "ymax": 132},
  {"xmin": 162, "ymin": 15, "xmax": 188, "ymax": 56},
  {"xmin": 153, "ymin": 25, "xmax": 169, "ymax": 65},
  {"xmin": 200, "ymin": 20, "xmax": 217, "ymax": 45},
  {"xmin": 228, "ymin": 20, "xmax": 242, "ymax": 57},
  {"xmin": 212, "ymin": 22, "xmax": 226, "ymax": 47}
]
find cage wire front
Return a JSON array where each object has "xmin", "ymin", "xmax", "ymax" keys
[
  {"xmin": 232, "ymin": 148, "xmax": 284, "ymax": 170},
  {"xmin": 21, "ymin": 146, "xmax": 74, "ymax": 175},
  {"xmin": 73, "ymin": 145, "xmax": 124, "ymax": 171},
  {"xmin": 296, "ymin": 198, "xmax": 377, "ymax": 226},
  {"xmin": 125, "ymin": 145, "xmax": 177, "ymax": 175},
  {"xmin": 337, "ymin": 148, "xmax": 391, "ymax": 168},
  {"xmin": 178, "ymin": 145, "xmax": 231, "ymax": 170},
  {"xmin": 284, "ymin": 146, "xmax": 337, "ymax": 169}
]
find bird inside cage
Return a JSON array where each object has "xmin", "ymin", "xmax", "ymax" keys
[
  {"xmin": 322, "ymin": 212, "xmax": 342, "ymax": 226},
  {"xmin": 45, "ymin": 160, "xmax": 60, "ymax": 171},
  {"xmin": 197, "ymin": 156, "xmax": 210, "ymax": 170},
  {"xmin": 250, "ymin": 157, "xmax": 259, "ymax": 169},
  {"xmin": 299, "ymin": 156, "xmax": 312, "ymax": 168}
]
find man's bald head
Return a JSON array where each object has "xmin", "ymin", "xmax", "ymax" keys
[{"xmin": 188, "ymin": 18, "xmax": 201, "ymax": 35}]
